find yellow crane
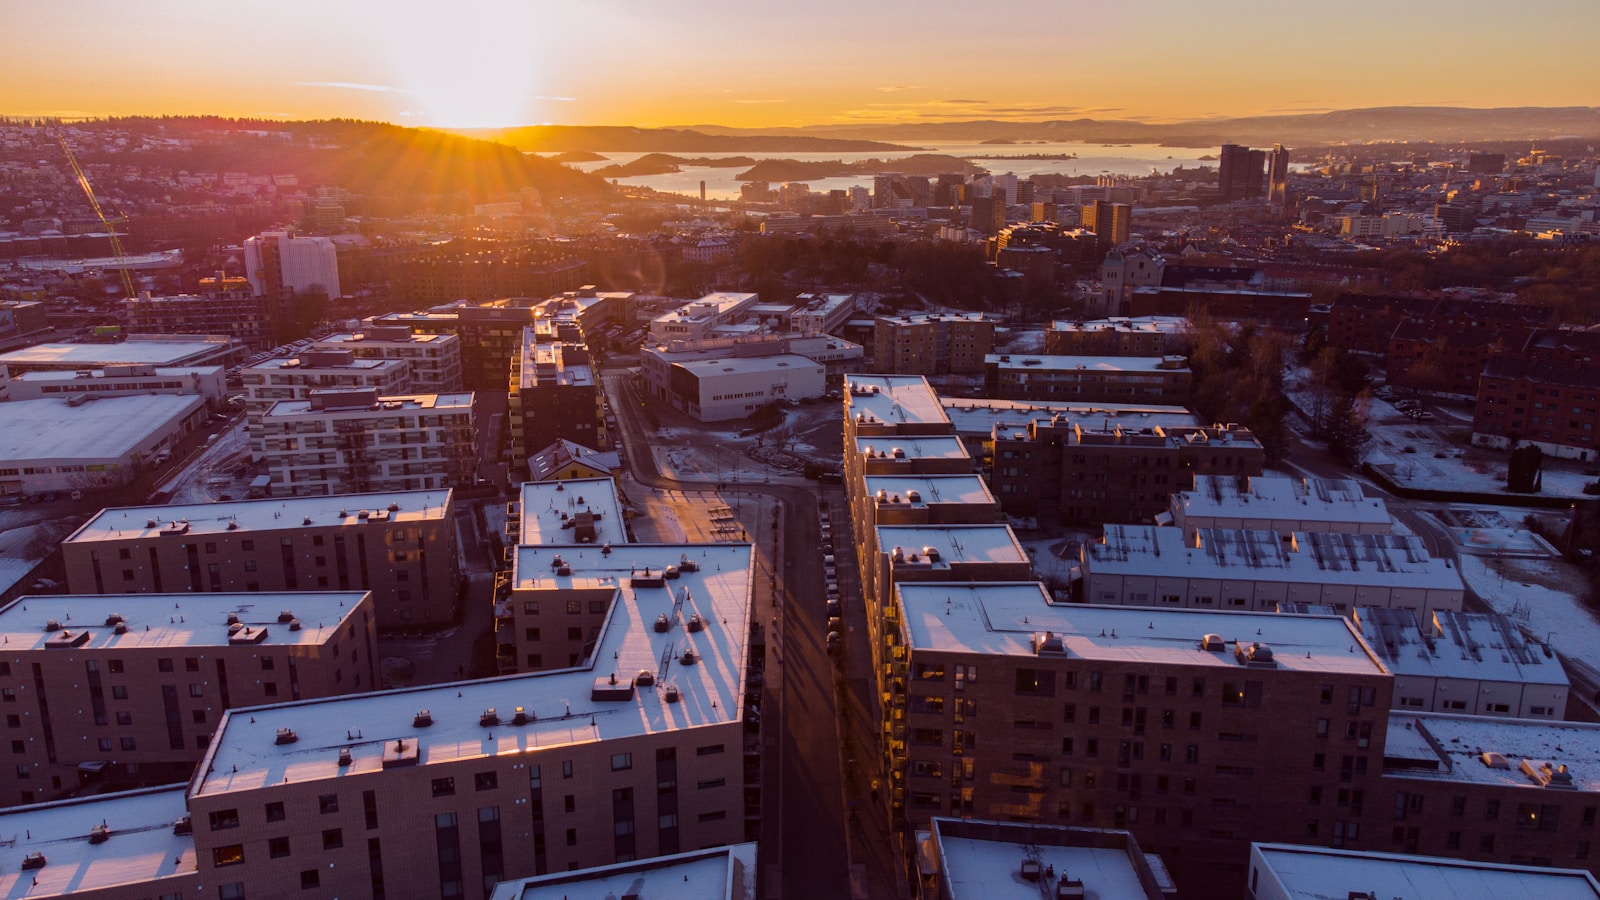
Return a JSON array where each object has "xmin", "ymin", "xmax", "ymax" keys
[{"xmin": 57, "ymin": 134, "xmax": 136, "ymax": 297}]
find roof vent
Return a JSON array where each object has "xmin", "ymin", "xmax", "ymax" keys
[
  {"xmin": 664, "ymin": 685, "xmax": 682, "ymax": 703},
  {"xmin": 357, "ymin": 510, "xmax": 370, "ymax": 519},
  {"xmin": 512, "ymin": 706, "xmax": 531, "ymax": 726},
  {"xmin": 338, "ymin": 509, "xmax": 348, "ymax": 518},
  {"xmin": 113, "ymin": 622, "xmax": 128, "ymax": 635},
  {"xmin": 44, "ymin": 619, "xmax": 61, "ymax": 632},
  {"xmin": 480, "ymin": 708, "xmax": 500, "ymax": 727},
  {"xmin": 382, "ymin": 738, "xmax": 418, "ymax": 768},
  {"xmin": 172, "ymin": 816, "xmax": 192, "ymax": 836},
  {"xmin": 664, "ymin": 564, "xmax": 681, "ymax": 580},
  {"xmin": 387, "ymin": 502, "xmax": 400, "ymax": 512},
  {"xmin": 892, "ymin": 447, "xmax": 906, "ymax": 458},
  {"xmin": 1238, "ymin": 642, "xmax": 1277, "ymax": 667},
  {"xmin": 277, "ymin": 610, "xmax": 295, "ymax": 623},
  {"xmin": 229, "ymin": 626, "xmax": 268, "ymax": 645},
  {"xmin": 592, "ymin": 676, "xmax": 636, "ymax": 702},
  {"xmin": 680, "ymin": 649, "xmax": 698, "ymax": 665},
  {"xmin": 1523, "ymin": 759, "xmax": 1577, "ymax": 789},
  {"xmin": 922, "ymin": 546, "xmax": 941, "ymax": 562},
  {"xmin": 1021, "ymin": 858, "xmax": 1042, "ymax": 881},
  {"xmin": 89, "ymin": 824, "xmax": 110, "ymax": 845},
  {"xmin": 288, "ymin": 619, "xmax": 301, "ymax": 632},
  {"xmin": 635, "ymin": 670, "xmax": 655, "ymax": 687},
  {"xmin": 1034, "ymin": 631, "xmax": 1067, "ymax": 656},
  {"xmin": 274, "ymin": 728, "xmax": 298, "ymax": 745},
  {"xmin": 687, "ymin": 613, "xmax": 704, "ymax": 633},
  {"xmin": 679, "ymin": 556, "xmax": 698, "ymax": 573},
  {"xmin": 907, "ymin": 490, "xmax": 922, "ymax": 503},
  {"xmin": 556, "ymin": 566, "xmax": 572, "ymax": 577},
  {"xmin": 21, "ymin": 852, "xmax": 46, "ymax": 871},
  {"xmin": 105, "ymin": 613, "xmax": 125, "ymax": 627},
  {"xmin": 226, "ymin": 521, "xmax": 239, "ymax": 530},
  {"xmin": 1481, "ymin": 751, "xmax": 1510, "ymax": 769},
  {"xmin": 1200, "ymin": 633, "xmax": 1225, "ymax": 652},
  {"xmin": 337, "ymin": 747, "xmax": 353, "ymax": 767},
  {"xmin": 225, "ymin": 612, "xmax": 239, "ymax": 626},
  {"xmin": 146, "ymin": 519, "xmax": 158, "ymax": 528},
  {"xmin": 227, "ymin": 622, "xmax": 244, "ymax": 635},
  {"xmin": 654, "ymin": 613, "xmax": 670, "ymax": 633}
]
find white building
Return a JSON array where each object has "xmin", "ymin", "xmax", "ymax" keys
[
  {"xmin": 2, "ymin": 364, "xmax": 226, "ymax": 406},
  {"xmin": 666, "ymin": 355, "xmax": 825, "ymax": 421},
  {"xmin": 790, "ymin": 292, "xmax": 857, "ymax": 335},
  {"xmin": 490, "ymin": 845, "xmax": 757, "ymax": 900},
  {"xmin": 1167, "ymin": 474, "xmax": 1391, "ymax": 539},
  {"xmin": 256, "ymin": 389, "xmax": 475, "ymax": 497},
  {"xmin": 647, "ymin": 292, "xmax": 760, "ymax": 344},
  {"xmin": 1247, "ymin": 842, "xmax": 1600, "ymax": 900},
  {"xmin": 1082, "ymin": 525, "xmax": 1464, "ymax": 617},
  {"xmin": 918, "ymin": 817, "xmax": 1172, "ymax": 900},
  {"xmin": 0, "ymin": 394, "xmax": 208, "ymax": 496},
  {"xmin": 0, "ymin": 335, "xmax": 239, "ymax": 374},
  {"xmin": 1355, "ymin": 606, "xmax": 1568, "ymax": 719},
  {"xmin": 311, "ymin": 327, "xmax": 463, "ymax": 393},
  {"xmin": 241, "ymin": 350, "xmax": 412, "ymax": 454},
  {"xmin": 243, "ymin": 230, "xmax": 341, "ymax": 299}
]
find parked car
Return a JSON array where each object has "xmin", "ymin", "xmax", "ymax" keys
[
  {"xmin": 827, "ymin": 616, "xmax": 844, "ymax": 633},
  {"xmin": 826, "ymin": 599, "xmax": 842, "ymax": 617},
  {"xmin": 826, "ymin": 632, "xmax": 842, "ymax": 653}
]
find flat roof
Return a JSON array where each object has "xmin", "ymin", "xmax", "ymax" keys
[
  {"xmin": 1049, "ymin": 316, "xmax": 1189, "ymax": 334},
  {"xmin": 877, "ymin": 525, "xmax": 1029, "ymax": 567},
  {"xmin": 0, "ymin": 786, "xmax": 197, "ymax": 898},
  {"xmin": 0, "ymin": 394, "xmax": 205, "ymax": 460},
  {"xmin": 863, "ymin": 474, "xmax": 996, "ymax": 508},
  {"xmin": 0, "ymin": 339, "xmax": 226, "ymax": 367},
  {"xmin": 263, "ymin": 392, "xmax": 474, "ymax": 416},
  {"xmin": 1387, "ymin": 713, "xmax": 1600, "ymax": 792},
  {"xmin": 856, "ymin": 436, "xmax": 971, "ymax": 462},
  {"xmin": 518, "ymin": 340, "xmax": 593, "ymax": 387},
  {"xmin": 898, "ymin": 583, "xmax": 1385, "ymax": 676},
  {"xmin": 1174, "ymin": 475, "xmax": 1389, "ymax": 527},
  {"xmin": 194, "ymin": 543, "xmax": 752, "ymax": 798},
  {"xmin": 654, "ymin": 292, "xmax": 757, "ymax": 324},
  {"xmin": 518, "ymin": 478, "xmax": 627, "ymax": 546},
  {"xmin": 244, "ymin": 355, "xmax": 403, "ymax": 374},
  {"xmin": 490, "ymin": 843, "xmax": 757, "ymax": 900},
  {"xmin": 1087, "ymin": 525, "xmax": 1464, "ymax": 592},
  {"xmin": 1253, "ymin": 842, "xmax": 1600, "ymax": 900},
  {"xmin": 844, "ymin": 375, "xmax": 950, "ymax": 429},
  {"xmin": 65, "ymin": 490, "xmax": 452, "ymax": 543},
  {"xmin": 932, "ymin": 819, "xmax": 1160, "ymax": 900},
  {"xmin": 316, "ymin": 331, "xmax": 454, "ymax": 347},
  {"xmin": 10, "ymin": 365, "xmax": 224, "ymax": 382},
  {"xmin": 676, "ymin": 354, "xmax": 820, "ymax": 376},
  {"xmin": 940, "ymin": 397, "xmax": 1199, "ymax": 439},
  {"xmin": 985, "ymin": 354, "xmax": 1188, "ymax": 373},
  {"xmin": 0, "ymin": 592, "xmax": 367, "ymax": 651},
  {"xmin": 1356, "ymin": 607, "xmax": 1567, "ymax": 686}
]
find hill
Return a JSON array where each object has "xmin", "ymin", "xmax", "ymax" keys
[{"xmin": 460, "ymin": 124, "xmax": 916, "ymax": 153}]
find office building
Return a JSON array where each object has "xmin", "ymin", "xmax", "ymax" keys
[
  {"xmin": 917, "ymin": 818, "xmax": 1172, "ymax": 900},
  {"xmin": 490, "ymin": 844, "xmax": 758, "ymax": 900},
  {"xmin": 0, "ymin": 591, "xmax": 374, "ymax": 804},
  {"xmin": 313, "ymin": 327, "xmax": 464, "ymax": 394},
  {"xmin": 873, "ymin": 313, "xmax": 997, "ymax": 376},
  {"xmin": 509, "ymin": 336, "xmax": 603, "ymax": 467},
  {"xmin": 989, "ymin": 419, "xmax": 1263, "ymax": 526},
  {"xmin": 0, "ymin": 394, "xmax": 208, "ymax": 496},
  {"xmin": 1265, "ymin": 144, "xmax": 1290, "ymax": 206},
  {"xmin": 1080, "ymin": 200, "xmax": 1132, "ymax": 248},
  {"xmin": 648, "ymin": 293, "xmax": 762, "ymax": 344},
  {"xmin": 1218, "ymin": 144, "xmax": 1267, "ymax": 202},
  {"xmin": 255, "ymin": 389, "xmax": 476, "ymax": 498},
  {"xmin": 1167, "ymin": 475, "xmax": 1390, "ymax": 540},
  {"xmin": 62, "ymin": 491, "xmax": 459, "ymax": 631},
  {"xmin": 1081, "ymin": 525, "xmax": 1465, "ymax": 617},
  {"xmin": 984, "ymin": 354, "xmax": 1192, "ymax": 404},
  {"xmin": 1247, "ymin": 842, "xmax": 1600, "ymax": 900}
]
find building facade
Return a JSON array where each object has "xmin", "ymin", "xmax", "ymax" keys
[
  {"xmin": 984, "ymin": 354, "xmax": 1192, "ymax": 404},
  {"xmin": 313, "ymin": 327, "xmax": 465, "ymax": 394},
  {"xmin": 509, "ymin": 337, "xmax": 603, "ymax": 467},
  {"xmin": 873, "ymin": 314, "xmax": 996, "ymax": 376}
]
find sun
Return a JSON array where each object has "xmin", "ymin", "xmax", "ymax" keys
[{"xmin": 378, "ymin": 7, "xmax": 547, "ymax": 129}]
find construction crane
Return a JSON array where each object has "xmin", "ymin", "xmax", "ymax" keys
[{"xmin": 57, "ymin": 134, "xmax": 136, "ymax": 297}]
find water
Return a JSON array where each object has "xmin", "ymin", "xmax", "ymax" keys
[{"xmin": 538, "ymin": 142, "xmax": 1221, "ymax": 201}]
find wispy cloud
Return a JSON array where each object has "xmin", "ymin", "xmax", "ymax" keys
[
  {"xmin": 935, "ymin": 99, "xmax": 988, "ymax": 105},
  {"xmin": 875, "ymin": 84, "xmax": 921, "ymax": 93},
  {"xmin": 295, "ymin": 81, "xmax": 404, "ymax": 93}
]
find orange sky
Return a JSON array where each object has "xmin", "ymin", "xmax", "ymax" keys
[{"xmin": 3, "ymin": 1, "xmax": 1596, "ymax": 130}]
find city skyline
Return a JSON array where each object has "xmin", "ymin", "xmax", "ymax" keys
[{"xmin": 2, "ymin": 0, "xmax": 1597, "ymax": 130}]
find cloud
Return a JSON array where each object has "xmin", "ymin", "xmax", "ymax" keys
[
  {"xmin": 295, "ymin": 81, "xmax": 405, "ymax": 94},
  {"xmin": 935, "ymin": 99, "xmax": 988, "ymax": 105},
  {"xmin": 733, "ymin": 99, "xmax": 786, "ymax": 105},
  {"xmin": 875, "ymin": 84, "xmax": 921, "ymax": 93},
  {"xmin": 1265, "ymin": 105, "xmax": 1334, "ymax": 113}
]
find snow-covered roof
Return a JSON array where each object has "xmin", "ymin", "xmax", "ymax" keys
[
  {"xmin": 0, "ymin": 786, "xmax": 197, "ymax": 898},
  {"xmin": 939, "ymin": 397, "xmax": 1198, "ymax": 439},
  {"xmin": 0, "ymin": 394, "xmax": 205, "ymax": 461},
  {"xmin": 877, "ymin": 525, "xmax": 1029, "ymax": 568},
  {"xmin": 65, "ymin": 490, "xmax": 451, "ymax": 543},
  {"xmin": 1356, "ymin": 607, "xmax": 1566, "ymax": 686},
  {"xmin": 1173, "ymin": 475, "xmax": 1389, "ymax": 528},
  {"xmin": 932, "ymin": 818, "xmax": 1162, "ymax": 900},
  {"xmin": 527, "ymin": 439, "xmax": 620, "ymax": 481},
  {"xmin": 898, "ymin": 584, "xmax": 1384, "ymax": 676},
  {"xmin": 862, "ymin": 474, "xmax": 996, "ymax": 508},
  {"xmin": 855, "ymin": 436, "xmax": 970, "ymax": 462},
  {"xmin": 0, "ymin": 592, "xmax": 366, "ymax": 650},
  {"xmin": 1252, "ymin": 842, "xmax": 1600, "ymax": 900},
  {"xmin": 263, "ymin": 392, "xmax": 473, "ymax": 417},
  {"xmin": 517, "ymin": 478, "xmax": 627, "ymax": 546},
  {"xmin": 1087, "ymin": 525, "xmax": 1463, "ymax": 592},
  {"xmin": 245, "ymin": 355, "xmax": 402, "ymax": 374},
  {"xmin": 193, "ymin": 543, "xmax": 752, "ymax": 799},
  {"xmin": 0, "ymin": 339, "xmax": 227, "ymax": 367},
  {"xmin": 1387, "ymin": 713, "xmax": 1600, "ymax": 793},
  {"xmin": 490, "ymin": 843, "xmax": 757, "ymax": 900},
  {"xmin": 843, "ymin": 375, "xmax": 949, "ymax": 428},
  {"xmin": 675, "ymin": 354, "xmax": 820, "ymax": 377},
  {"xmin": 316, "ymin": 331, "xmax": 453, "ymax": 348},
  {"xmin": 10, "ymin": 365, "xmax": 223, "ymax": 384},
  {"xmin": 1048, "ymin": 316, "xmax": 1190, "ymax": 335},
  {"xmin": 984, "ymin": 354, "xmax": 1189, "ymax": 373}
]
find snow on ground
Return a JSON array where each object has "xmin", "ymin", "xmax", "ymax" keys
[
  {"xmin": 1456, "ymin": 552, "xmax": 1600, "ymax": 670},
  {"xmin": 994, "ymin": 329, "xmax": 1047, "ymax": 355}
]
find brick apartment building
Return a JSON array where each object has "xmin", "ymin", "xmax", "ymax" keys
[
  {"xmin": 0, "ymin": 591, "xmax": 374, "ymax": 806},
  {"xmin": 61, "ymin": 491, "xmax": 460, "ymax": 631},
  {"xmin": 1386, "ymin": 321, "xmax": 1539, "ymax": 395},
  {"xmin": 1472, "ymin": 359, "xmax": 1600, "ymax": 460},
  {"xmin": 1045, "ymin": 316, "xmax": 1190, "ymax": 358},
  {"xmin": 1327, "ymin": 294, "xmax": 1557, "ymax": 357},
  {"xmin": 988, "ymin": 420, "xmax": 1264, "ymax": 526},
  {"xmin": 872, "ymin": 314, "xmax": 996, "ymax": 375},
  {"xmin": 984, "ymin": 353, "xmax": 1192, "ymax": 404}
]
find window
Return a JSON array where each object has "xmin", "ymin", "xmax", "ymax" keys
[
  {"xmin": 1486, "ymin": 799, "xmax": 1500, "ymax": 821},
  {"xmin": 265, "ymin": 802, "xmax": 285, "ymax": 822},
  {"xmin": 698, "ymin": 811, "xmax": 727, "ymax": 823},
  {"xmin": 186, "ymin": 657, "xmax": 200, "ymax": 672},
  {"xmin": 300, "ymin": 870, "xmax": 320, "ymax": 890},
  {"xmin": 120, "ymin": 737, "xmax": 136, "ymax": 751},
  {"xmin": 208, "ymin": 809, "xmax": 240, "ymax": 831},
  {"xmin": 432, "ymin": 777, "xmax": 456, "ymax": 797},
  {"xmin": 698, "ymin": 778, "xmax": 726, "ymax": 789},
  {"xmin": 563, "ymin": 794, "xmax": 576, "ymax": 813},
  {"xmin": 322, "ymin": 828, "xmax": 343, "ymax": 850},
  {"xmin": 475, "ymin": 771, "xmax": 497, "ymax": 792},
  {"xmin": 111, "ymin": 685, "xmax": 128, "ymax": 700},
  {"xmin": 697, "ymin": 744, "xmax": 725, "ymax": 756},
  {"xmin": 562, "ymin": 760, "xmax": 573, "ymax": 779},
  {"xmin": 192, "ymin": 710, "xmax": 207, "ymax": 724},
  {"xmin": 212, "ymin": 844, "xmax": 245, "ymax": 867},
  {"xmin": 189, "ymin": 684, "xmax": 204, "ymax": 698},
  {"xmin": 319, "ymin": 794, "xmax": 339, "ymax": 814},
  {"xmin": 269, "ymin": 837, "xmax": 290, "ymax": 858},
  {"xmin": 1014, "ymin": 668, "xmax": 1054, "ymax": 696},
  {"xmin": 116, "ymin": 711, "xmax": 133, "ymax": 726},
  {"xmin": 260, "ymin": 657, "xmax": 274, "ymax": 671},
  {"xmin": 611, "ymin": 753, "xmax": 632, "ymax": 771},
  {"xmin": 108, "ymin": 659, "xmax": 123, "ymax": 674}
]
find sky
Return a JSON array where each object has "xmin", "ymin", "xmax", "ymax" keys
[{"xmin": 2, "ymin": 0, "xmax": 1596, "ymax": 130}]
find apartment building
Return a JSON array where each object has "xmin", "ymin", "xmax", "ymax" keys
[
  {"xmin": 648, "ymin": 293, "xmax": 761, "ymax": 344},
  {"xmin": 1387, "ymin": 320, "xmax": 1537, "ymax": 395},
  {"xmin": 855, "ymin": 474, "xmax": 1001, "ymax": 542},
  {"xmin": 984, "ymin": 354, "xmax": 1192, "ymax": 404},
  {"xmin": 526, "ymin": 439, "xmax": 621, "ymax": 483},
  {"xmin": 371, "ymin": 305, "xmax": 544, "ymax": 391},
  {"xmin": 1355, "ymin": 607, "xmax": 1568, "ymax": 719},
  {"xmin": 241, "ymin": 349, "xmax": 412, "ymax": 453},
  {"xmin": 490, "ymin": 844, "xmax": 758, "ymax": 900},
  {"xmin": 890, "ymin": 585, "xmax": 1393, "ymax": 893},
  {"xmin": 510, "ymin": 478, "xmax": 628, "ymax": 547},
  {"xmin": 61, "ymin": 491, "xmax": 458, "ymax": 631},
  {"xmin": 1472, "ymin": 358, "xmax": 1600, "ymax": 460},
  {"xmin": 183, "ymin": 542, "xmax": 754, "ymax": 897},
  {"xmin": 1167, "ymin": 474, "xmax": 1391, "ymax": 540},
  {"xmin": 1327, "ymin": 294, "xmax": 1557, "ymax": 356},
  {"xmin": 1247, "ymin": 842, "xmax": 1600, "ymax": 900},
  {"xmin": 124, "ymin": 290, "xmax": 272, "ymax": 350},
  {"xmin": 917, "ymin": 818, "xmax": 1171, "ymax": 900},
  {"xmin": 872, "ymin": 313, "xmax": 996, "ymax": 375},
  {"xmin": 850, "ymin": 436, "xmax": 975, "ymax": 481},
  {"xmin": 1082, "ymin": 525, "xmax": 1464, "ymax": 617},
  {"xmin": 508, "ymin": 336, "xmax": 603, "ymax": 467},
  {"xmin": 844, "ymin": 375, "xmax": 954, "ymax": 439},
  {"xmin": 313, "ymin": 327, "xmax": 464, "ymax": 393},
  {"xmin": 0, "ymin": 786, "xmax": 200, "ymax": 899},
  {"xmin": 256, "ymin": 389, "xmax": 476, "ymax": 498},
  {"xmin": 1045, "ymin": 316, "xmax": 1190, "ymax": 358},
  {"xmin": 0, "ymin": 591, "xmax": 374, "ymax": 804},
  {"xmin": 988, "ymin": 420, "xmax": 1264, "ymax": 526}
]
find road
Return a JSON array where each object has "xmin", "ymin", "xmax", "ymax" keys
[{"xmin": 601, "ymin": 370, "xmax": 862, "ymax": 900}]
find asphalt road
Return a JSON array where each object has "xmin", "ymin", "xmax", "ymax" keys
[{"xmin": 601, "ymin": 370, "xmax": 853, "ymax": 900}]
